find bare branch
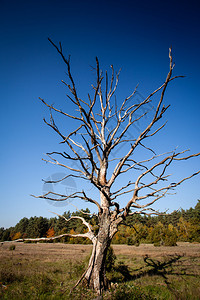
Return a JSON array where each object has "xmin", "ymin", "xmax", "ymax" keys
[
  {"xmin": 9, "ymin": 232, "xmax": 93, "ymax": 243},
  {"xmin": 50, "ymin": 211, "xmax": 93, "ymax": 233},
  {"xmin": 42, "ymin": 173, "xmax": 89, "ymax": 184},
  {"xmin": 39, "ymin": 97, "xmax": 82, "ymax": 121},
  {"xmin": 122, "ymin": 149, "xmax": 200, "ymax": 217},
  {"xmin": 31, "ymin": 191, "xmax": 82, "ymax": 201}
]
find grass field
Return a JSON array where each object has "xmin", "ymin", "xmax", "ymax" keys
[{"xmin": 0, "ymin": 242, "xmax": 200, "ymax": 299}]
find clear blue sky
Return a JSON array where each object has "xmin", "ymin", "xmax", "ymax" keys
[{"xmin": 0, "ymin": 0, "xmax": 199, "ymax": 228}]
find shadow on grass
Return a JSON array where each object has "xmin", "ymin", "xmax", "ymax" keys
[
  {"xmin": 109, "ymin": 254, "xmax": 199, "ymax": 299},
  {"xmin": 141, "ymin": 254, "xmax": 182, "ymax": 297}
]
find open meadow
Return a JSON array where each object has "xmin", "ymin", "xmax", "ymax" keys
[{"xmin": 0, "ymin": 242, "xmax": 200, "ymax": 299}]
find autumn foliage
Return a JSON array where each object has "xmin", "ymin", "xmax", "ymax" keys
[
  {"xmin": 1, "ymin": 200, "xmax": 200, "ymax": 245},
  {"xmin": 46, "ymin": 227, "xmax": 55, "ymax": 238},
  {"xmin": 11, "ymin": 232, "xmax": 21, "ymax": 241}
]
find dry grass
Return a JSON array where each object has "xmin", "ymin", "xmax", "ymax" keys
[
  {"xmin": 0, "ymin": 242, "xmax": 92, "ymax": 262},
  {"xmin": 0, "ymin": 242, "xmax": 200, "ymax": 299},
  {"xmin": 113, "ymin": 242, "xmax": 200, "ymax": 258},
  {"xmin": 1, "ymin": 241, "xmax": 199, "ymax": 261}
]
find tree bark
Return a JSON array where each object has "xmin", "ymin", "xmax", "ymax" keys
[{"xmin": 84, "ymin": 209, "xmax": 111, "ymax": 295}]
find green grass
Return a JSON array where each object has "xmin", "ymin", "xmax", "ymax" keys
[{"xmin": 0, "ymin": 248, "xmax": 200, "ymax": 299}]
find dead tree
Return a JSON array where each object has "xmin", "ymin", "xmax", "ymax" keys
[{"xmin": 31, "ymin": 41, "xmax": 200, "ymax": 296}]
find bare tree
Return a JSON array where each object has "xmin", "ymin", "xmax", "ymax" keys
[{"xmin": 31, "ymin": 41, "xmax": 199, "ymax": 296}]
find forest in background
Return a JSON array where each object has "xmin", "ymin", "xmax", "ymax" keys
[{"xmin": 1, "ymin": 200, "xmax": 200, "ymax": 246}]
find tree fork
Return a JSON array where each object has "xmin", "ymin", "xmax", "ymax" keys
[{"xmin": 18, "ymin": 41, "xmax": 200, "ymax": 297}]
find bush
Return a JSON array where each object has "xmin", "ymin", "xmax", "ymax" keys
[
  {"xmin": 106, "ymin": 246, "xmax": 116, "ymax": 272},
  {"xmin": 9, "ymin": 245, "xmax": 16, "ymax": 251}
]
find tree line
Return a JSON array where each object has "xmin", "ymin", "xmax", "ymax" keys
[{"xmin": 1, "ymin": 200, "xmax": 200, "ymax": 246}]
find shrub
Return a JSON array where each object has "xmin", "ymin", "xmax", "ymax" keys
[
  {"xmin": 9, "ymin": 245, "xmax": 16, "ymax": 251},
  {"xmin": 106, "ymin": 246, "xmax": 116, "ymax": 272}
]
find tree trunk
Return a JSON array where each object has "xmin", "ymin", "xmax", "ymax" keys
[{"xmin": 84, "ymin": 209, "xmax": 111, "ymax": 296}]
